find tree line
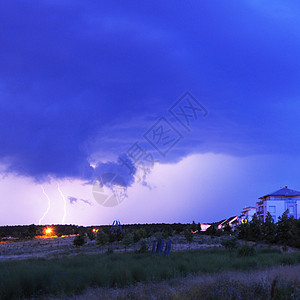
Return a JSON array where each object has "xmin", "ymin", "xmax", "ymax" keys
[{"xmin": 236, "ymin": 211, "xmax": 300, "ymax": 248}]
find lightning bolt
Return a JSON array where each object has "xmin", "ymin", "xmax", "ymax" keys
[
  {"xmin": 39, "ymin": 186, "xmax": 51, "ymax": 225},
  {"xmin": 57, "ymin": 182, "xmax": 67, "ymax": 224}
]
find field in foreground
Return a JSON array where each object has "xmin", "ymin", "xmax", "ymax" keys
[
  {"xmin": 0, "ymin": 248, "xmax": 300, "ymax": 299},
  {"xmin": 63, "ymin": 264, "xmax": 300, "ymax": 300}
]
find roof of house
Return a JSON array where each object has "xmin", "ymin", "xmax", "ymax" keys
[
  {"xmin": 242, "ymin": 206, "xmax": 256, "ymax": 211},
  {"xmin": 259, "ymin": 186, "xmax": 300, "ymax": 199},
  {"xmin": 211, "ymin": 216, "xmax": 238, "ymax": 228}
]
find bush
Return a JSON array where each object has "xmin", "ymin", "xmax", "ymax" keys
[
  {"xmin": 122, "ymin": 233, "xmax": 134, "ymax": 251},
  {"xmin": 26, "ymin": 224, "xmax": 38, "ymax": 239},
  {"xmin": 87, "ymin": 229, "xmax": 96, "ymax": 241},
  {"xmin": 96, "ymin": 230, "xmax": 109, "ymax": 246},
  {"xmin": 106, "ymin": 247, "xmax": 114, "ymax": 255},
  {"xmin": 223, "ymin": 223, "xmax": 232, "ymax": 234},
  {"xmin": 221, "ymin": 238, "xmax": 238, "ymax": 250},
  {"xmin": 138, "ymin": 240, "xmax": 148, "ymax": 253},
  {"xmin": 238, "ymin": 244, "xmax": 256, "ymax": 257},
  {"xmin": 162, "ymin": 226, "xmax": 173, "ymax": 239},
  {"xmin": 184, "ymin": 230, "xmax": 193, "ymax": 244},
  {"xmin": 133, "ymin": 229, "xmax": 147, "ymax": 243},
  {"xmin": 73, "ymin": 234, "xmax": 86, "ymax": 247}
]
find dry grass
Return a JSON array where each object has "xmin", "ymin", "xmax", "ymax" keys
[
  {"xmin": 56, "ymin": 264, "xmax": 300, "ymax": 300},
  {"xmin": 0, "ymin": 235, "xmax": 222, "ymax": 261}
]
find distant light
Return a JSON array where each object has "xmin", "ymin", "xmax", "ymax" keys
[
  {"xmin": 44, "ymin": 227, "xmax": 53, "ymax": 235},
  {"xmin": 92, "ymin": 228, "xmax": 99, "ymax": 233}
]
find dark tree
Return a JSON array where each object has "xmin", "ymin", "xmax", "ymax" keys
[
  {"xmin": 223, "ymin": 223, "xmax": 232, "ymax": 234},
  {"xmin": 191, "ymin": 221, "xmax": 197, "ymax": 232},
  {"xmin": 205, "ymin": 225, "xmax": 217, "ymax": 236},
  {"xmin": 122, "ymin": 232, "xmax": 134, "ymax": 252},
  {"xmin": 73, "ymin": 233, "xmax": 86, "ymax": 247},
  {"xmin": 26, "ymin": 224, "xmax": 37, "ymax": 239},
  {"xmin": 290, "ymin": 218, "xmax": 300, "ymax": 248},
  {"xmin": 248, "ymin": 214, "xmax": 262, "ymax": 241},
  {"xmin": 184, "ymin": 229, "xmax": 193, "ymax": 245},
  {"xmin": 262, "ymin": 212, "xmax": 276, "ymax": 243},
  {"xmin": 197, "ymin": 222, "xmax": 202, "ymax": 234},
  {"xmin": 87, "ymin": 229, "xmax": 96, "ymax": 241},
  {"xmin": 96, "ymin": 230, "xmax": 109, "ymax": 246},
  {"xmin": 133, "ymin": 229, "xmax": 147, "ymax": 243},
  {"xmin": 276, "ymin": 210, "xmax": 293, "ymax": 245}
]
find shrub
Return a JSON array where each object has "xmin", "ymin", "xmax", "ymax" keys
[
  {"xmin": 238, "ymin": 244, "xmax": 256, "ymax": 257},
  {"xmin": 87, "ymin": 229, "xmax": 96, "ymax": 241},
  {"xmin": 221, "ymin": 238, "xmax": 238, "ymax": 250},
  {"xmin": 223, "ymin": 223, "xmax": 232, "ymax": 234},
  {"xmin": 138, "ymin": 240, "xmax": 148, "ymax": 253},
  {"xmin": 133, "ymin": 229, "xmax": 147, "ymax": 243},
  {"xmin": 184, "ymin": 230, "xmax": 193, "ymax": 244},
  {"xmin": 162, "ymin": 226, "xmax": 173, "ymax": 239},
  {"xmin": 73, "ymin": 234, "xmax": 86, "ymax": 247},
  {"xmin": 96, "ymin": 230, "xmax": 109, "ymax": 246},
  {"xmin": 26, "ymin": 224, "xmax": 38, "ymax": 239},
  {"xmin": 205, "ymin": 225, "xmax": 217, "ymax": 236},
  {"xmin": 122, "ymin": 233, "xmax": 134, "ymax": 251},
  {"xmin": 106, "ymin": 247, "xmax": 114, "ymax": 254}
]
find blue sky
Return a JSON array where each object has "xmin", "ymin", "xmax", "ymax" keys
[{"xmin": 0, "ymin": 1, "xmax": 299, "ymax": 225}]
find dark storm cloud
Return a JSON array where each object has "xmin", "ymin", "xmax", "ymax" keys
[
  {"xmin": 0, "ymin": 1, "xmax": 300, "ymax": 182},
  {"xmin": 92, "ymin": 154, "xmax": 136, "ymax": 187}
]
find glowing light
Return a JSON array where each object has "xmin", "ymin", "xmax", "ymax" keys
[
  {"xmin": 92, "ymin": 228, "xmax": 99, "ymax": 233},
  {"xmin": 191, "ymin": 230, "xmax": 198, "ymax": 234},
  {"xmin": 39, "ymin": 186, "xmax": 51, "ymax": 225},
  {"xmin": 57, "ymin": 182, "xmax": 67, "ymax": 224},
  {"xmin": 45, "ymin": 227, "xmax": 52, "ymax": 235},
  {"xmin": 241, "ymin": 219, "xmax": 247, "ymax": 224},
  {"xmin": 41, "ymin": 226, "xmax": 55, "ymax": 237}
]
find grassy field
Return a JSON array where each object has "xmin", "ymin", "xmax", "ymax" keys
[
  {"xmin": 0, "ymin": 248, "xmax": 299, "ymax": 299},
  {"xmin": 68, "ymin": 264, "xmax": 300, "ymax": 300}
]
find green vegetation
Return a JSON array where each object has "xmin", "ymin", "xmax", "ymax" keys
[
  {"xmin": 138, "ymin": 240, "xmax": 148, "ymax": 253},
  {"xmin": 73, "ymin": 233, "xmax": 86, "ymax": 247},
  {"xmin": 133, "ymin": 228, "xmax": 147, "ymax": 243},
  {"xmin": 237, "ymin": 211, "xmax": 300, "ymax": 248},
  {"xmin": 86, "ymin": 229, "xmax": 96, "ymax": 241},
  {"xmin": 96, "ymin": 229, "xmax": 109, "ymax": 246},
  {"xmin": 0, "ymin": 248, "xmax": 299, "ymax": 299},
  {"xmin": 82, "ymin": 265, "xmax": 300, "ymax": 300},
  {"xmin": 122, "ymin": 232, "xmax": 134, "ymax": 251},
  {"xmin": 184, "ymin": 229, "xmax": 193, "ymax": 244},
  {"xmin": 237, "ymin": 244, "xmax": 256, "ymax": 257},
  {"xmin": 221, "ymin": 237, "xmax": 238, "ymax": 250}
]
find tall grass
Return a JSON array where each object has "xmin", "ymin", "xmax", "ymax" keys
[
  {"xmin": 75, "ymin": 265, "xmax": 300, "ymax": 300},
  {"xmin": 0, "ymin": 249, "xmax": 299, "ymax": 299}
]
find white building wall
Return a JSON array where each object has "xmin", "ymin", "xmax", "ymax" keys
[
  {"xmin": 257, "ymin": 192, "xmax": 300, "ymax": 222},
  {"xmin": 267, "ymin": 200, "xmax": 285, "ymax": 222},
  {"xmin": 248, "ymin": 208, "xmax": 256, "ymax": 220}
]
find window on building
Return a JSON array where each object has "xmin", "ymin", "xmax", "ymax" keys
[
  {"xmin": 269, "ymin": 206, "xmax": 276, "ymax": 213},
  {"xmin": 289, "ymin": 206, "xmax": 294, "ymax": 213}
]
